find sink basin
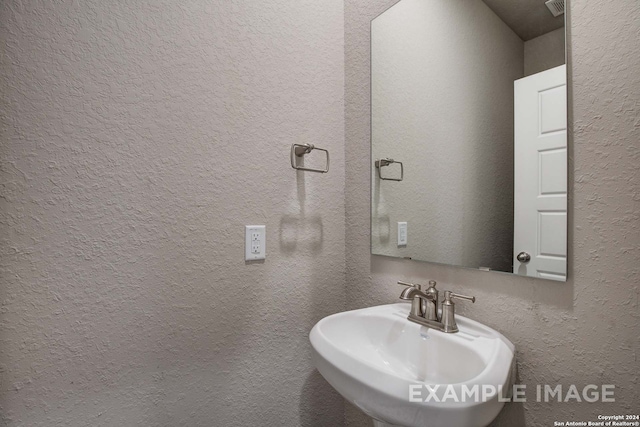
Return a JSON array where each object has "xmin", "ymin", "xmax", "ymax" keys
[{"xmin": 310, "ymin": 303, "xmax": 515, "ymax": 427}]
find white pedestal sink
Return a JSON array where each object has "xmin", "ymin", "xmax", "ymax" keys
[{"xmin": 310, "ymin": 303, "xmax": 516, "ymax": 427}]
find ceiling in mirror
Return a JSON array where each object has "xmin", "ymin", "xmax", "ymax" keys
[
  {"xmin": 371, "ymin": 0, "xmax": 568, "ymax": 281},
  {"xmin": 482, "ymin": 0, "xmax": 564, "ymax": 40}
]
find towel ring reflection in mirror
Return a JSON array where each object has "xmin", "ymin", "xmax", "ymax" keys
[{"xmin": 375, "ymin": 158, "xmax": 404, "ymax": 181}]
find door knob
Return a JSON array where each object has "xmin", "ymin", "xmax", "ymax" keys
[{"xmin": 517, "ymin": 252, "xmax": 531, "ymax": 263}]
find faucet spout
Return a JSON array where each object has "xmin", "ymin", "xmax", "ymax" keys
[
  {"xmin": 397, "ymin": 281, "xmax": 429, "ymax": 317},
  {"xmin": 399, "ymin": 286, "xmax": 420, "ymax": 300},
  {"xmin": 399, "ymin": 286, "xmax": 436, "ymax": 319}
]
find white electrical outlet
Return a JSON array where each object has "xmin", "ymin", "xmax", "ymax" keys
[
  {"xmin": 397, "ymin": 222, "xmax": 407, "ymax": 246},
  {"xmin": 245, "ymin": 225, "xmax": 266, "ymax": 260}
]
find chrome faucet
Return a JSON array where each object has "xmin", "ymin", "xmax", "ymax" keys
[{"xmin": 398, "ymin": 280, "xmax": 475, "ymax": 333}]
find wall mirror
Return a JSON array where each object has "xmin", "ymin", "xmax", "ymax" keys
[{"xmin": 371, "ymin": 0, "xmax": 568, "ymax": 281}]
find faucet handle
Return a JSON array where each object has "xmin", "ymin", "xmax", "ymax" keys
[
  {"xmin": 397, "ymin": 280, "xmax": 422, "ymax": 291},
  {"xmin": 444, "ymin": 290, "xmax": 475, "ymax": 304},
  {"xmin": 441, "ymin": 291, "xmax": 476, "ymax": 333}
]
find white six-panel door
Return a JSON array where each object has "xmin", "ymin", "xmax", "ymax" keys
[{"xmin": 514, "ymin": 65, "xmax": 567, "ymax": 281}]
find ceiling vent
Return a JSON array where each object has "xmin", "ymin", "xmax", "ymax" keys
[{"xmin": 545, "ymin": 0, "xmax": 565, "ymax": 17}]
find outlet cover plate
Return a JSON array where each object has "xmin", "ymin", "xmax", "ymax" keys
[
  {"xmin": 397, "ymin": 222, "xmax": 407, "ymax": 246},
  {"xmin": 245, "ymin": 225, "xmax": 266, "ymax": 261}
]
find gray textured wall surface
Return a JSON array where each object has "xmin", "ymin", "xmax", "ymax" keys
[
  {"xmin": 346, "ymin": 0, "xmax": 639, "ymax": 425},
  {"xmin": 0, "ymin": 0, "xmax": 638, "ymax": 426},
  {"xmin": 371, "ymin": 0, "xmax": 521, "ymax": 271},
  {"xmin": 0, "ymin": 0, "xmax": 345, "ymax": 425},
  {"xmin": 525, "ymin": 27, "xmax": 566, "ymax": 77}
]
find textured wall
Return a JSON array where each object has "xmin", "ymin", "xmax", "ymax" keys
[
  {"xmin": 524, "ymin": 27, "xmax": 566, "ymax": 77},
  {"xmin": 371, "ymin": 0, "xmax": 521, "ymax": 272},
  {"xmin": 346, "ymin": 0, "xmax": 639, "ymax": 425},
  {"xmin": 0, "ymin": 1, "xmax": 345, "ymax": 425}
]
